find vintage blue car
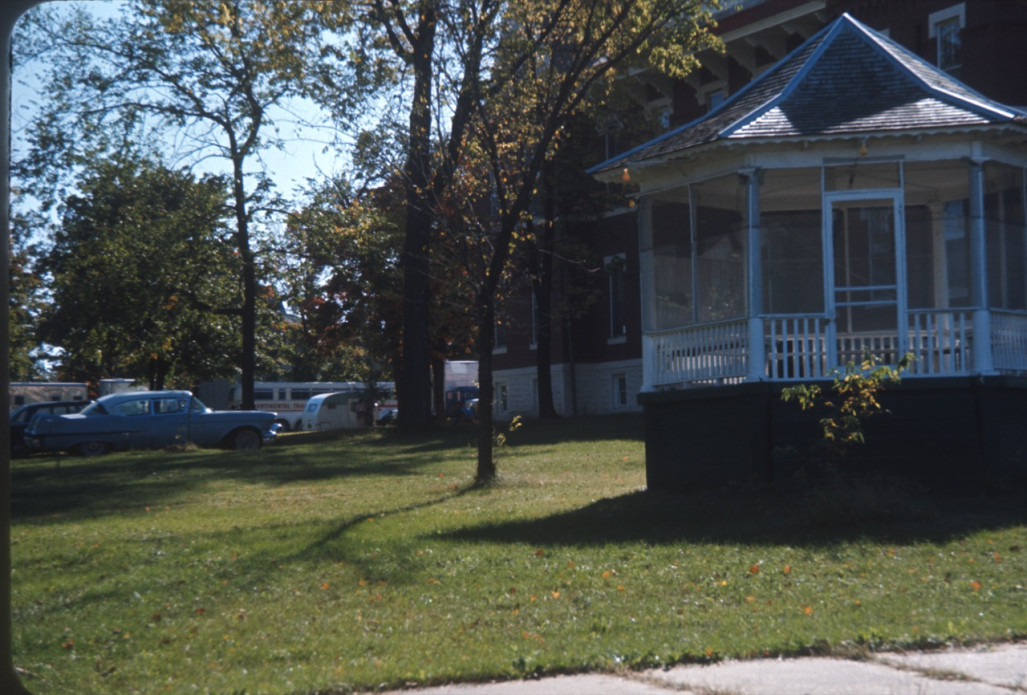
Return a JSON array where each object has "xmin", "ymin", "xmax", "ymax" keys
[
  {"xmin": 25, "ymin": 390, "xmax": 278, "ymax": 456},
  {"xmin": 9, "ymin": 400, "xmax": 90, "ymax": 457}
]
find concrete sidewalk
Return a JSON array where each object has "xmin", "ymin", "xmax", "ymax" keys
[{"xmin": 380, "ymin": 642, "xmax": 1027, "ymax": 694}]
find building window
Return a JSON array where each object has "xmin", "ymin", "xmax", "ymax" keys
[
  {"xmin": 929, "ymin": 4, "xmax": 965, "ymax": 75},
  {"xmin": 496, "ymin": 382, "xmax": 508, "ymax": 414},
  {"xmin": 494, "ymin": 317, "xmax": 507, "ymax": 353},
  {"xmin": 704, "ymin": 86, "xmax": 726, "ymax": 113},
  {"xmin": 612, "ymin": 374, "xmax": 628, "ymax": 410},
  {"xmin": 606, "ymin": 254, "xmax": 628, "ymax": 342}
]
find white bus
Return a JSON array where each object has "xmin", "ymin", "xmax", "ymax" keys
[{"xmin": 226, "ymin": 381, "xmax": 394, "ymax": 431}]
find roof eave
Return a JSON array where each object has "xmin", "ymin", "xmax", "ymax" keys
[{"xmin": 597, "ymin": 122, "xmax": 1027, "ymax": 184}]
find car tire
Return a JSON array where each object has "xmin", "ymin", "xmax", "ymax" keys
[
  {"xmin": 232, "ymin": 429, "xmax": 261, "ymax": 450},
  {"xmin": 78, "ymin": 441, "xmax": 110, "ymax": 457},
  {"xmin": 274, "ymin": 419, "xmax": 290, "ymax": 432}
]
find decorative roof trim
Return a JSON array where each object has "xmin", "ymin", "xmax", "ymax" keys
[{"xmin": 606, "ymin": 124, "xmax": 1027, "ymax": 184}]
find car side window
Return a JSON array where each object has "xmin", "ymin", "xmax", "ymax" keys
[
  {"xmin": 115, "ymin": 399, "xmax": 150, "ymax": 416},
  {"xmin": 154, "ymin": 398, "xmax": 186, "ymax": 415}
]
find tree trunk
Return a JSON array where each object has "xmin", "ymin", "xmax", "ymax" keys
[
  {"xmin": 397, "ymin": 7, "xmax": 436, "ymax": 434},
  {"xmin": 534, "ymin": 165, "xmax": 560, "ymax": 419},
  {"xmin": 227, "ymin": 151, "xmax": 257, "ymax": 410},
  {"xmin": 147, "ymin": 355, "xmax": 169, "ymax": 392},
  {"xmin": 431, "ymin": 351, "xmax": 446, "ymax": 422},
  {"xmin": 475, "ymin": 290, "xmax": 496, "ymax": 485}
]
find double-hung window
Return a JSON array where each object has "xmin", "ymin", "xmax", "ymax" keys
[
  {"xmin": 606, "ymin": 254, "xmax": 628, "ymax": 342},
  {"xmin": 929, "ymin": 4, "xmax": 965, "ymax": 76}
]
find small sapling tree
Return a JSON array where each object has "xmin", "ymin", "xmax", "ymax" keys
[{"xmin": 781, "ymin": 351, "xmax": 914, "ymax": 462}]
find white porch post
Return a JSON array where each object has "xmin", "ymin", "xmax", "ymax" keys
[
  {"xmin": 638, "ymin": 197, "xmax": 657, "ymax": 391},
  {"xmin": 969, "ymin": 159, "xmax": 994, "ymax": 373},
  {"xmin": 743, "ymin": 168, "xmax": 765, "ymax": 381}
]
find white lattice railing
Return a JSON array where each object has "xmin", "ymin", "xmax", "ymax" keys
[
  {"xmin": 646, "ymin": 319, "xmax": 749, "ymax": 387},
  {"xmin": 767, "ymin": 311, "xmax": 973, "ymax": 379},
  {"xmin": 645, "ymin": 312, "xmax": 987, "ymax": 388},
  {"xmin": 906, "ymin": 309, "xmax": 972, "ymax": 375},
  {"xmin": 764, "ymin": 316, "xmax": 830, "ymax": 380},
  {"xmin": 992, "ymin": 310, "xmax": 1027, "ymax": 372}
]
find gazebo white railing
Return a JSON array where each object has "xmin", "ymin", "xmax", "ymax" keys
[
  {"xmin": 992, "ymin": 311, "xmax": 1027, "ymax": 372},
  {"xmin": 645, "ymin": 319, "xmax": 749, "ymax": 386},
  {"xmin": 906, "ymin": 309, "xmax": 973, "ymax": 376},
  {"xmin": 645, "ymin": 309, "xmax": 1027, "ymax": 389}
]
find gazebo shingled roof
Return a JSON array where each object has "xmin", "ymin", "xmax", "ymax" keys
[{"xmin": 589, "ymin": 13, "xmax": 1027, "ymax": 177}]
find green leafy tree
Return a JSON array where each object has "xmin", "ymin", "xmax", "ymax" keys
[
  {"xmin": 37, "ymin": 156, "xmax": 241, "ymax": 389},
  {"xmin": 332, "ymin": 0, "xmax": 717, "ymax": 479},
  {"xmin": 272, "ymin": 175, "xmax": 404, "ymax": 384},
  {"xmin": 432, "ymin": 0, "xmax": 719, "ymax": 483},
  {"xmin": 7, "ymin": 210, "xmax": 48, "ymax": 380},
  {"xmin": 14, "ymin": 0, "xmax": 340, "ymax": 407},
  {"xmin": 343, "ymin": 0, "xmax": 497, "ymax": 432}
]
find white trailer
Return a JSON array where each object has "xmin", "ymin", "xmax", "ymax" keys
[
  {"xmin": 9, "ymin": 382, "xmax": 89, "ymax": 408},
  {"xmin": 300, "ymin": 391, "xmax": 364, "ymax": 431}
]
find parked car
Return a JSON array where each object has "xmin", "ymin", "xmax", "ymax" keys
[
  {"xmin": 25, "ymin": 390, "xmax": 279, "ymax": 456},
  {"xmin": 377, "ymin": 407, "xmax": 398, "ymax": 426},
  {"xmin": 445, "ymin": 386, "xmax": 479, "ymax": 421},
  {"xmin": 9, "ymin": 400, "xmax": 90, "ymax": 457},
  {"xmin": 458, "ymin": 398, "xmax": 479, "ymax": 423}
]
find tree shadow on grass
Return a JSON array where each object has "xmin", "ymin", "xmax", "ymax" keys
[
  {"xmin": 441, "ymin": 484, "xmax": 1027, "ymax": 548},
  {"xmin": 375, "ymin": 412, "xmax": 644, "ymax": 450},
  {"xmin": 11, "ymin": 414, "xmax": 642, "ymax": 523},
  {"xmin": 9, "ymin": 435, "xmax": 468, "ymax": 522}
]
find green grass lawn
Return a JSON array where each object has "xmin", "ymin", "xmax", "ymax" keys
[{"xmin": 11, "ymin": 414, "xmax": 1027, "ymax": 694}]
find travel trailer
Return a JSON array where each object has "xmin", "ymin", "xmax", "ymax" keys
[{"xmin": 299, "ymin": 391, "xmax": 364, "ymax": 431}]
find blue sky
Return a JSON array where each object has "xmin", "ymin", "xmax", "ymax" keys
[{"xmin": 10, "ymin": 0, "xmax": 346, "ymax": 208}]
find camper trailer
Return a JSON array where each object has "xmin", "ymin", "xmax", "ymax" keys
[{"xmin": 300, "ymin": 391, "xmax": 364, "ymax": 431}]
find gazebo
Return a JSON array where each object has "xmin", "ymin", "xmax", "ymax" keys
[{"xmin": 591, "ymin": 13, "xmax": 1027, "ymax": 489}]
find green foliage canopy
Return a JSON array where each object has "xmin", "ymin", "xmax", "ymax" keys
[{"xmin": 38, "ymin": 156, "xmax": 241, "ymax": 389}]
